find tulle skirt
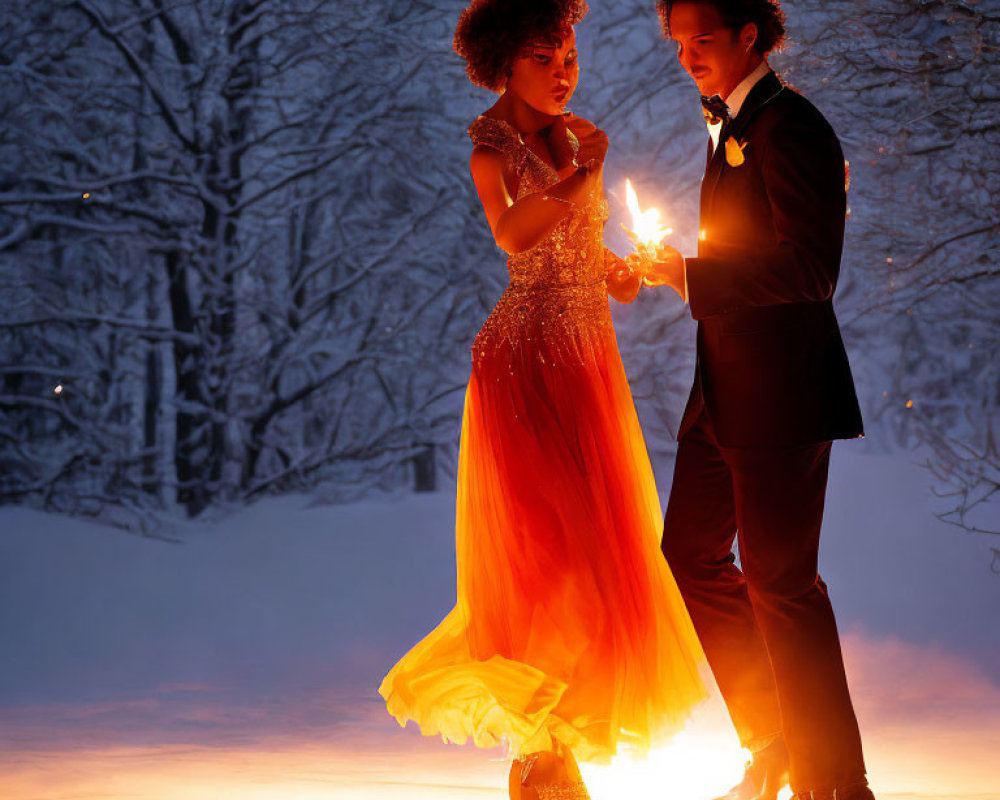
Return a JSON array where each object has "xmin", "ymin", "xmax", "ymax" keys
[{"xmin": 379, "ymin": 294, "xmax": 707, "ymax": 763}]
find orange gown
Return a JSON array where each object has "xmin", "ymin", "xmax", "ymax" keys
[{"xmin": 378, "ymin": 116, "xmax": 707, "ymax": 763}]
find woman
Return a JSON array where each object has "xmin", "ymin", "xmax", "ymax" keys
[{"xmin": 379, "ymin": 1, "xmax": 707, "ymax": 797}]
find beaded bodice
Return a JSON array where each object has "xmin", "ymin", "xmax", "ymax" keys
[
  {"xmin": 467, "ymin": 116, "xmax": 613, "ymax": 374},
  {"xmin": 468, "ymin": 116, "xmax": 609, "ymax": 287}
]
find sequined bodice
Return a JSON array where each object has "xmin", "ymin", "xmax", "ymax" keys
[
  {"xmin": 468, "ymin": 116, "xmax": 614, "ymax": 374},
  {"xmin": 469, "ymin": 116, "xmax": 609, "ymax": 288}
]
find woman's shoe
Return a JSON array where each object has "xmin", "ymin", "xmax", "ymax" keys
[
  {"xmin": 510, "ymin": 742, "xmax": 591, "ymax": 800},
  {"xmin": 532, "ymin": 783, "xmax": 591, "ymax": 800}
]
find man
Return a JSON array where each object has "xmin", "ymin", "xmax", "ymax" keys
[{"xmin": 644, "ymin": 2, "xmax": 874, "ymax": 799}]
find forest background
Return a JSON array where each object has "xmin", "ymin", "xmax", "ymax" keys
[{"xmin": 0, "ymin": 0, "xmax": 997, "ymax": 547}]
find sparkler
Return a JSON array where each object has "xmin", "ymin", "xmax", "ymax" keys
[{"xmin": 621, "ymin": 179, "xmax": 672, "ymax": 272}]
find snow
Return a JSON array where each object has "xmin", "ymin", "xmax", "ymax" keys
[
  {"xmin": 0, "ymin": 0, "xmax": 997, "ymax": 796},
  {"xmin": 2, "ymin": 0, "xmax": 996, "ymax": 525},
  {"xmin": 1, "ymin": 448, "xmax": 998, "ymax": 799}
]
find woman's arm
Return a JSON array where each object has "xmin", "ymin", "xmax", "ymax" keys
[{"xmin": 470, "ymin": 145, "xmax": 599, "ymax": 254}]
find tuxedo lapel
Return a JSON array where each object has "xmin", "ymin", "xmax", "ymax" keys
[
  {"xmin": 727, "ymin": 71, "xmax": 784, "ymax": 143},
  {"xmin": 699, "ymin": 72, "xmax": 785, "ymax": 218},
  {"xmin": 700, "ymin": 129, "xmax": 727, "ymax": 215}
]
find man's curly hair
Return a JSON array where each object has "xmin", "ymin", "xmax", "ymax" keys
[
  {"xmin": 454, "ymin": 0, "xmax": 589, "ymax": 93},
  {"xmin": 656, "ymin": 0, "xmax": 786, "ymax": 55}
]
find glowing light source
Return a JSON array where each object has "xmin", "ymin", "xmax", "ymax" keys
[
  {"xmin": 82, "ymin": 192, "xmax": 91, "ymax": 199},
  {"xmin": 622, "ymin": 179, "xmax": 672, "ymax": 253},
  {"xmin": 581, "ymin": 728, "xmax": 749, "ymax": 800},
  {"xmin": 53, "ymin": 384, "xmax": 64, "ymax": 395},
  {"xmin": 579, "ymin": 697, "xmax": 752, "ymax": 800}
]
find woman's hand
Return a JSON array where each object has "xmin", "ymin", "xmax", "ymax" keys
[
  {"xmin": 605, "ymin": 249, "xmax": 642, "ymax": 304},
  {"xmin": 565, "ymin": 114, "xmax": 608, "ymax": 167},
  {"xmin": 551, "ymin": 159, "xmax": 601, "ymax": 205},
  {"xmin": 545, "ymin": 115, "xmax": 578, "ymax": 174},
  {"xmin": 574, "ymin": 128, "xmax": 609, "ymax": 167}
]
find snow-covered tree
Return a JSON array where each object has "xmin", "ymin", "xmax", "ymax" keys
[
  {"xmin": 1, "ymin": 0, "xmax": 995, "ymax": 538},
  {"xmin": 0, "ymin": 0, "xmax": 495, "ymax": 517},
  {"xmin": 579, "ymin": 0, "xmax": 1000, "ymax": 537},
  {"xmin": 779, "ymin": 0, "xmax": 999, "ymax": 535}
]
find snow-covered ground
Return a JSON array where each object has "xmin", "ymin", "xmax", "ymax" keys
[{"xmin": 0, "ymin": 447, "xmax": 998, "ymax": 800}]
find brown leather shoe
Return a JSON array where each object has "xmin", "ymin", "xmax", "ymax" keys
[{"xmin": 712, "ymin": 738, "xmax": 789, "ymax": 800}]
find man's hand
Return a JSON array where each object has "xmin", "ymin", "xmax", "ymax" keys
[{"xmin": 643, "ymin": 244, "xmax": 686, "ymax": 301}]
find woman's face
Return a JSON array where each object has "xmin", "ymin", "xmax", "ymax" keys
[{"xmin": 506, "ymin": 27, "xmax": 579, "ymax": 116}]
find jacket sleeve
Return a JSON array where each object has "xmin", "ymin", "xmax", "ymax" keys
[{"xmin": 685, "ymin": 114, "xmax": 847, "ymax": 320}]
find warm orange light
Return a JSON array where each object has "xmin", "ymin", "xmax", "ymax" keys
[
  {"xmin": 581, "ymin": 702, "xmax": 751, "ymax": 800},
  {"xmin": 699, "ymin": 229, "xmax": 707, "ymax": 241},
  {"xmin": 623, "ymin": 179, "xmax": 672, "ymax": 251}
]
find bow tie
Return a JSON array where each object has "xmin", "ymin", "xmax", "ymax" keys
[{"xmin": 700, "ymin": 94, "xmax": 730, "ymax": 126}]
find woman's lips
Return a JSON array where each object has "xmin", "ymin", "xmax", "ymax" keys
[{"xmin": 553, "ymin": 87, "xmax": 569, "ymax": 103}]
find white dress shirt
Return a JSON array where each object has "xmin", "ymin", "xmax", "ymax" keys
[
  {"xmin": 708, "ymin": 60, "xmax": 773, "ymax": 155},
  {"xmin": 676, "ymin": 61, "xmax": 773, "ymax": 304}
]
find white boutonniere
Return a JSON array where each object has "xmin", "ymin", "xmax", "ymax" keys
[{"xmin": 725, "ymin": 136, "xmax": 748, "ymax": 167}]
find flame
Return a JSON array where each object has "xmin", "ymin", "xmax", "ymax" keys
[{"xmin": 624, "ymin": 179, "xmax": 672, "ymax": 249}]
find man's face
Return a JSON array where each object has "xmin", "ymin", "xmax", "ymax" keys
[{"xmin": 668, "ymin": 2, "xmax": 756, "ymax": 99}]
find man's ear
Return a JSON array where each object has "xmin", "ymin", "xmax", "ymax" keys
[{"xmin": 741, "ymin": 22, "xmax": 758, "ymax": 52}]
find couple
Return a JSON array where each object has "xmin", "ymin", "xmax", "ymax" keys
[{"xmin": 379, "ymin": 1, "xmax": 871, "ymax": 799}]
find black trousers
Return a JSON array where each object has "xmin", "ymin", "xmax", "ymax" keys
[{"xmin": 661, "ymin": 410, "xmax": 866, "ymax": 793}]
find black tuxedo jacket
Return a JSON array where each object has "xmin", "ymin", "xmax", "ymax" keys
[{"xmin": 679, "ymin": 71, "xmax": 864, "ymax": 448}]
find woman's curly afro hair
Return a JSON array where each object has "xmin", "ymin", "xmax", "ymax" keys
[
  {"xmin": 454, "ymin": 0, "xmax": 589, "ymax": 93},
  {"xmin": 656, "ymin": 0, "xmax": 786, "ymax": 56}
]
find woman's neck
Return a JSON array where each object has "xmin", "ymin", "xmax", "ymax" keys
[{"xmin": 491, "ymin": 89, "xmax": 555, "ymax": 135}]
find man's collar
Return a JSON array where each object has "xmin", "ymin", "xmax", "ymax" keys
[{"xmin": 723, "ymin": 60, "xmax": 772, "ymax": 120}]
